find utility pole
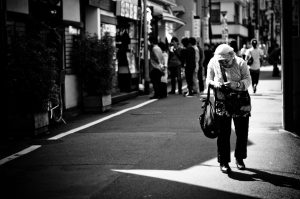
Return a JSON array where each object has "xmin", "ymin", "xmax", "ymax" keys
[{"xmin": 143, "ymin": 0, "xmax": 150, "ymax": 94}]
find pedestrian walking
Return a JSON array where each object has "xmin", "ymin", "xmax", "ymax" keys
[
  {"xmin": 168, "ymin": 37, "xmax": 183, "ymax": 95},
  {"xmin": 245, "ymin": 39, "xmax": 263, "ymax": 93},
  {"xmin": 206, "ymin": 43, "xmax": 252, "ymax": 173},
  {"xmin": 149, "ymin": 36, "xmax": 164, "ymax": 99}
]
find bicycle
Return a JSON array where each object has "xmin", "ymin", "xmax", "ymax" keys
[{"xmin": 48, "ymin": 70, "xmax": 66, "ymax": 124}]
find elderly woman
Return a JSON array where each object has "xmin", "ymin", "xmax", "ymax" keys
[{"xmin": 206, "ymin": 44, "xmax": 252, "ymax": 173}]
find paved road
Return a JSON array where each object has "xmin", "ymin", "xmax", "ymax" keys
[{"xmin": 1, "ymin": 66, "xmax": 299, "ymax": 199}]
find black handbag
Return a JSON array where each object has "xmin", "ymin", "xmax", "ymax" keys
[
  {"xmin": 219, "ymin": 66, "xmax": 251, "ymax": 117},
  {"xmin": 199, "ymin": 85, "xmax": 218, "ymax": 139}
]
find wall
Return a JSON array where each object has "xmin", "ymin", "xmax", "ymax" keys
[
  {"xmin": 62, "ymin": 0, "xmax": 81, "ymax": 110},
  {"xmin": 6, "ymin": 0, "xmax": 28, "ymax": 14},
  {"xmin": 65, "ymin": 75, "xmax": 80, "ymax": 109},
  {"xmin": 63, "ymin": 0, "xmax": 80, "ymax": 22},
  {"xmin": 85, "ymin": 6, "xmax": 101, "ymax": 37},
  {"xmin": 221, "ymin": 2, "xmax": 234, "ymax": 22}
]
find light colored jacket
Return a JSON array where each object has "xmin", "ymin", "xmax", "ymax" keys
[{"xmin": 206, "ymin": 55, "xmax": 252, "ymax": 93}]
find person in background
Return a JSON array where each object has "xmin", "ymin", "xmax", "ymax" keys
[
  {"xmin": 189, "ymin": 37, "xmax": 200, "ymax": 95},
  {"xmin": 239, "ymin": 44, "xmax": 247, "ymax": 60},
  {"xmin": 197, "ymin": 41, "xmax": 205, "ymax": 93},
  {"xmin": 182, "ymin": 37, "xmax": 197, "ymax": 97},
  {"xmin": 203, "ymin": 43, "xmax": 214, "ymax": 78},
  {"xmin": 268, "ymin": 43, "xmax": 281, "ymax": 77},
  {"xmin": 206, "ymin": 43, "xmax": 252, "ymax": 174},
  {"xmin": 168, "ymin": 37, "xmax": 183, "ymax": 95},
  {"xmin": 149, "ymin": 36, "xmax": 164, "ymax": 99},
  {"xmin": 245, "ymin": 39, "xmax": 263, "ymax": 93},
  {"xmin": 158, "ymin": 42, "xmax": 169, "ymax": 98}
]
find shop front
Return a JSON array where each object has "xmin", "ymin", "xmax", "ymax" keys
[{"xmin": 115, "ymin": 0, "xmax": 140, "ymax": 92}]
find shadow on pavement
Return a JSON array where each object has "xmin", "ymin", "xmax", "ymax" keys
[
  {"xmin": 259, "ymin": 68, "xmax": 281, "ymax": 81},
  {"xmin": 228, "ymin": 168, "xmax": 300, "ymax": 190}
]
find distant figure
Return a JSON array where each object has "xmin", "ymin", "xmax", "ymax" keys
[
  {"xmin": 268, "ymin": 43, "xmax": 281, "ymax": 77},
  {"xmin": 189, "ymin": 37, "xmax": 200, "ymax": 95},
  {"xmin": 182, "ymin": 37, "xmax": 196, "ymax": 97},
  {"xmin": 203, "ymin": 43, "xmax": 214, "ymax": 78},
  {"xmin": 158, "ymin": 42, "xmax": 169, "ymax": 98},
  {"xmin": 197, "ymin": 42, "xmax": 205, "ymax": 93},
  {"xmin": 245, "ymin": 39, "xmax": 263, "ymax": 93},
  {"xmin": 239, "ymin": 44, "xmax": 247, "ymax": 60},
  {"xmin": 149, "ymin": 36, "xmax": 164, "ymax": 99},
  {"xmin": 168, "ymin": 37, "xmax": 183, "ymax": 95}
]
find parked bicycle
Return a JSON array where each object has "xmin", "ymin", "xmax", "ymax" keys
[{"xmin": 48, "ymin": 70, "xmax": 66, "ymax": 124}]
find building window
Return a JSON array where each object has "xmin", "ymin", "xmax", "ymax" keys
[{"xmin": 211, "ymin": 2, "xmax": 220, "ymax": 23}]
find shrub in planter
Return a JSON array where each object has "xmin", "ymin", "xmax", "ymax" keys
[
  {"xmin": 7, "ymin": 32, "xmax": 59, "ymax": 135},
  {"xmin": 73, "ymin": 33, "xmax": 115, "ymax": 111}
]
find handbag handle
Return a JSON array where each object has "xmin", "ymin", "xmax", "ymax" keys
[{"xmin": 202, "ymin": 84, "xmax": 213, "ymax": 107}]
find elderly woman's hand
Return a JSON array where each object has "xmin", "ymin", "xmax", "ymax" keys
[
  {"xmin": 224, "ymin": 81, "xmax": 240, "ymax": 89},
  {"xmin": 212, "ymin": 81, "xmax": 223, "ymax": 88}
]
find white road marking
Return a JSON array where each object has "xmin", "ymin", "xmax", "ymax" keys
[
  {"xmin": 0, "ymin": 99, "xmax": 158, "ymax": 166},
  {"xmin": 0, "ymin": 145, "xmax": 41, "ymax": 166}
]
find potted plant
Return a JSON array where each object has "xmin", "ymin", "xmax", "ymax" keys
[
  {"xmin": 7, "ymin": 31, "xmax": 59, "ymax": 136},
  {"xmin": 74, "ymin": 32, "xmax": 115, "ymax": 112}
]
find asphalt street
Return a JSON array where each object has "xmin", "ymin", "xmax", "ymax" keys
[{"xmin": 1, "ymin": 65, "xmax": 299, "ymax": 199}]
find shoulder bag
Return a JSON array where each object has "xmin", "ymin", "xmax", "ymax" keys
[{"xmin": 199, "ymin": 84, "xmax": 219, "ymax": 139}]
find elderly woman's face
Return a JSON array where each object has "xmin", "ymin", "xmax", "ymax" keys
[{"xmin": 218, "ymin": 57, "xmax": 233, "ymax": 67}]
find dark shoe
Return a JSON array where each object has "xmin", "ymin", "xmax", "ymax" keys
[
  {"xmin": 168, "ymin": 91, "xmax": 175, "ymax": 94},
  {"xmin": 253, "ymin": 85, "xmax": 257, "ymax": 93},
  {"xmin": 236, "ymin": 159, "xmax": 246, "ymax": 170},
  {"xmin": 185, "ymin": 92, "xmax": 194, "ymax": 97},
  {"xmin": 220, "ymin": 163, "xmax": 232, "ymax": 173}
]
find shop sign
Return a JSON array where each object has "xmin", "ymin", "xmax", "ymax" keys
[{"xmin": 116, "ymin": 0, "xmax": 139, "ymax": 20}]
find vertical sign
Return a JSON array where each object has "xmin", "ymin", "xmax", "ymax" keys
[
  {"xmin": 202, "ymin": 17, "xmax": 209, "ymax": 44},
  {"xmin": 193, "ymin": 16, "xmax": 201, "ymax": 38}
]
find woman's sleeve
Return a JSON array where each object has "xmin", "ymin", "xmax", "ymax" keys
[{"xmin": 240, "ymin": 60, "xmax": 252, "ymax": 90}]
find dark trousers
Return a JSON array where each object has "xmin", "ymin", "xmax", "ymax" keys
[
  {"xmin": 272, "ymin": 63, "xmax": 280, "ymax": 77},
  {"xmin": 150, "ymin": 68, "xmax": 163, "ymax": 97},
  {"xmin": 185, "ymin": 68, "xmax": 194, "ymax": 94},
  {"xmin": 250, "ymin": 69, "xmax": 260, "ymax": 87},
  {"xmin": 217, "ymin": 115, "xmax": 249, "ymax": 164},
  {"xmin": 160, "ymin": 82, "xmax": 167, "ymax": 98},
  {"xmin": 169, "ymin": 66, "xmax": 182, "ymax": 93},
  {"xmin": 198, "ymin": 66, "xmax": 204, "ymax": 92}
]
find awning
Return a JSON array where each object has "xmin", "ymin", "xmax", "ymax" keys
[
  {"xmin": 171, "ymin": 5, "xmax": 185, "ymax": 14},
  {"xmin": 162, "ymin": 12, "xmax": 185, "ymax": 26}
]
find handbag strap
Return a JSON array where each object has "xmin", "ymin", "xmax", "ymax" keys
[{"xmin": 220, "ymin": 65, "xmax": 228, "ymax": 82}]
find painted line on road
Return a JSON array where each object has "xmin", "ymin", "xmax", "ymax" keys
[
  {"xmin": 48, "ymin": 99, "xmax": 157, "ymax": 140},
  {"xmin": 0, "ymin": 99, "xmax": 158, "ymax": 166},
  {"xmin": 0, "ymin": 145, "xmax": 41, "ymax": 166},
  {"xmin": 0, "ymin": 85, "xmax": 188, "ymax": 165}
]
